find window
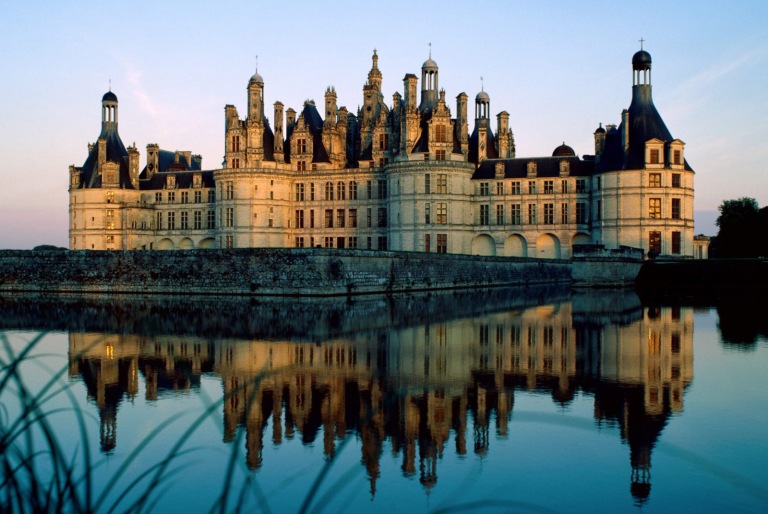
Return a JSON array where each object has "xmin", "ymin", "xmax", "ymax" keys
[
  {"xmin": 673, "ymin": 150, "xmax": 681, "ymax": 165},
  {"xmin": 155, "ymin": 192, "xmax": 162, "ymax": 203},
  {"xmin": 436, "ymin": 174, "xmax": 447, "ymax": 194},
  {"xmin": 297, "ymin": 138, "xmax": 307, "ymax": 154},
  {"xmin": 156, "ymin": 212, "xmax": 162, "ymax": 230},
  {"xmin": 576, "ymin": 179, "xmax": 586, "ymax": 193},
  {"xmin": 378, "ymin": 236, "xmax": 387, "ymax": 250},
  {"xmin": 528, "ymin": 204, "xmax": 536, "ymax": 224},
  {"xmin": 435, "ymin": 150, "xmax": 446, "ymax": 161},
  {"xmin": 379, "ymin": 132, "xmax": 388, "ymax": 150},
  {"xmin": 367, "ymin": 237, "xmax": 372, "ymax": 249},
  {"xmin": 672, "ymin": 231, "xmax": 681, "ymax": 254},
  {"xmin": 226, "ymin": 208, "xmax": 233, "ymax": 227},
  {"xmin": 180, "ymin": 211, "xmax": 189, "ymax": 230},
  {"xmin": 672, "ymin": 198, "xmax": 681, "ymax": 220},
  {"xmin": 295, "ymin": 183, "xmax": 305, "ymax": 201},
  {"xmin": 435, "ymin": 124, "xmax": 446, "ymax": 143},
  {"xmin": 225, "ymin": 235, "xmax": 233, "ymax": 248},
  {"xmin": 511, "ymin": 181, "xmax": 521, "ymax": 195},
  {"xmin": 325, "ymin": 209, "xmax": 333, "ymax": 228},
  {"xmin": 672, "ymin": 174, "xmax": 681, "ymax": 188},
  {"xmin": 208, "ymin": 190, "xmax": 215, "ymax": 203},
  {"xmin": 310, "ymin": 209, "xmax": 315, "ymax": 228},
  {"xmin": 168, "ymin": 212, "xmax": 176, "ymax": 230},
  {"xmin": 225, "ymin": 182, "xmax": 234, "ymax": 200},
  {"xmin": 348, "ymin": 237, "xmax": 358, "ymax": 249},
  {"xmin": 496, "ymin": 182, "xmax": 504, "ymax": 195},
  {"xmin": 511, "ymin": 204, "xmax": 521, "ymax": 224},
  {"xmin": 528, "ymin": 181, "xmax": 536, "ymax": 194},
  {"xmin": 378, "ymin": 179, "xmax": 387, "ymax": 199},
  {"xmin": 649, "ymin": 231, "xmax": 661, "ymax": 254},
  {"xmin": 596, "ymin": 200, "xmax": 602, "ymax": 220},
  {"xmin": 325, "ymin": 182, "xmax": 334, "ymax": 201},
  {"xmin": 480, "ymin": 182, "xmax": 490, "ymax": 196},
  {"xmin": 181, "ymin": 191, "xmax": 189, "ymax": 204},
  {"xmin": 232, "ymin": 135, "xmax": 240, "ymax": 152},
  {"xmin": 437, "ymin": 234, "xmax": 447, "ymax": 254},
  {"xmin": 576, "ymin": 203, "xmax": 586, "ymax": 224},
  {"xmin": 350, "ymin": 181, "xmax": 358, "ymax": 200},
  {"xmin": 649, "ymin": 198, "xmax": 661, "ymax": 219},
  {"xmin": 349, "ymin": 209, "xmax": 358, "ymax": 228},
  {"xmin": 310, "ymin": 183, "xmax": 315, "ymax": 201},
  {"xmin": 378, "ymin": 208, "xmax": 387, "ymax": 227},
  {"xmin": 295, "ymin": 237, "xmax": 305, "ymax": 248},
  {"xmin": 544, "ymin": 203, "xmax": 554, "ymax": 224},
  {"xmin": 480, "ymin": 205, "xmax": 490, "ymax": 225},
  {"xmin": 650, "ymin": 148, "xmax": 660, "ymax": 164},
  {"xmin": 207, "ymin": 210, "xmax": 215, "ymax": 229},
  {"xmin": 367, "ymin": 208, "xmax": 372, "ymax": 228},
  {"xmin": 168, "ymin": 191, "xmax": 176, "ymax": 203},
  {"xmin": 424, "ymin": 174, "xmax": 431, "ymax": 194},
  {"xmin": 323, "ymin": 237, "xmax": 334, "ymax": 248},
  {"xmin": 337, "ymin": 181, "xmax": 346, "ymax": 200},
  {"xmin": 436, "ymin": 203, "xmax": 447, "ymax": 224},
  {"xmin": 337, "ymin": 209, "xmax": 345, "ymax": 228},
  {"xmin": 295, "ymin": 210, "xmax": 304, "ymax": 228},
  {"xmin": 496, "ymin": 204, "xmax": 504, "ymax": 225},
  {"xmin": 649, "ymin": 173, "xmax": 661, "ymax": 187},
  {"xmin": 194, "ymin": 210, "xmax": 202, "ymax": 229},
  {"xmin": 367, "ymin": 181, "xmax": 373, "ymax": 199},
  {"xmin": 544, "ymin": 180, "xmax": 554, "ymax": 194},
  {"xmin": 561, "ymin": 203, "xmax": 568, "ymax": 224},
  {"xmin": 231, "ymin": 158, "xmax": 239, "ymax": 169},
  {"xmin": 425, "ymin": 204, "xmax": 431, "ymax": 224},
  {"xmin": 194, "ymin": 191, "xmax": 202, "ymax": 203},
  {"xmin": 297, "ymin": 161, "xmax": 306, "ymax": 172},
  {"xmin": 424, "ymin": 234, "xmax": 431, "ymax": 253}
]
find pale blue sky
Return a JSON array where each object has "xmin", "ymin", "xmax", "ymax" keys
[{"xmin": 2, "ymin": 0, "xmax": 766, "ymax": 248}]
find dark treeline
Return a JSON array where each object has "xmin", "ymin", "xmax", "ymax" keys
[{"xmin": 710, "ymin": 197, "xmax": 768, "ymax": 258}]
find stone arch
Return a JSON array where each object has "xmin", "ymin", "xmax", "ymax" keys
[
  {"xmin": 156, "ymin": 238, "xmax": 174, "ymax": 250},
  {"xmin": 504, "ymin": 234, "xmax": 528, "ymax": 257},
  {"xmin": 471, "ymin": 234, "xmax": 497, "ymax": 256},
  {"xmin": 536, "ymin": 233, "xmax": 561, "ymax": 259},
  {"xmin": 198, "ymin": 237, "xmax": 215, "ymax": 249},
  {"xmin": 179, "ymin": 237, "xmax": 194, "ymax": 250},
  {"xmin": 572, "ymin": 233, "xmax": 592, "ymax": 246}
]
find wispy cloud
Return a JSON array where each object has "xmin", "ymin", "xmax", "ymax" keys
[{"xmin": 125, "ymin": 64, "xmax": 157, "ymax": 118}]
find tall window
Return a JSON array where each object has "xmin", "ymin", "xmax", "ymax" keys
[
  {"xmin": 194, "ymin": 211, "xmax": 202, "ymax": 229},
  {"xmin": 378, "ymin": 208, "xmax": 387, "ymax": 227},
  {"xmin": 528, "ymin": 204, "xmax": 536, "ymax": 224},
  {"xmin": 672, "ymin": 198, "xmax": 681, "ymax": 219},
  {"xmin": 168, "ymin": 192, "xmax": 176, "ymax": 203},
  {"xmin": 156, "ymin": 212, "xmax": 162, "ymax": 230},
  {"xmin": 325, "ymin": 182, "xmax": 334, "ymax": 201},
  {"xmin": 379, "ymin": 133, "xmax": 388, "ymax": 150},
  {"xmin": 561, "ymin": 203, "xmax": 568, "ymax": 224},
  {"xmin": 295, "ymin": 183, "xmax": 305, "ymax": 201},
  {"xmin": 424, "ymin": 234, "xmax": 431, "ymax": 253},
  {"xmin": 496, "ymin": 182, "xmax": 504, "ymax": 195},
  {"xmin": 181, "ymin": 191, "xmax": 189, "ymax": 204},
  {"xmin": 561, "ymin": 180, "xmax": 568, "ymax": 193},
  {"xmin": 366, "ymin": 208, "xmax": 372, "ymax": 228},
  {"xmin": 672, "ymin": 174, "xmax": 681, "ymax": 188},
  {"xmin": 378, "ymin": 179, "xmax": 387, "ymax": 199},
  {"xmin": 337, "ymin": 209, "xmax": 345, "ymax": 228},
  {"xmin": 480, "ymin": 205, "xmax": 490, "ymax": 225},
  {"xmin": 232, "ymin": 135, "xmax": 240, "ymax": 152},
  {"xmin": 436, "ymin": 203, "xmax": 447, "ymax": 224},
  {"xmin": 650, "ymin": 148, "xmax": 660, "ymax": 164},
  {"xmin": 528, "ymin": 181, "xmax": 536, "ymax": 194},
  {"xmin": 649, "ymin": 173, "xmax": 661, "ymax": 187},
  {"xmin": 436, "ymin": 174, "xmax": 447, "ymax": 194},
  {"xmin": 349, "ymin": 209, "xmax": 357, "ymax": 228},
  {"xmin": 435, "ymin": 124, "xmax": 446, "ymax": 143},
  {"xmin": 225, "ymin": 235, "xmax": 233, "ymax": 248},
  {"xmin": 310, "ymin": 183, "xmax": 315, "ymax": 201},
  {"xmin": 673, "ymin": 150, "xmax": 681, "ymax": 165},
  {"xmin": 207, "ymin": 210, "xmax": 215, "ymax": 229},
  {"xmin": 649, "ymin": 231, "xmax": 661, "ymax": 254},
  {"xmin": 367, "ymin": 181, "xmax": 373, "ymax": 199},
  {"xmin": 325, "ymin": 209, "xmax": 333, "ymax": 228},
  {"xmin": 511, "ymin": 181, "xmax": 521, "ymax": 195},
  {"xmin": 310, "ymin": 210, "xmax": 315, "ymax": 228},
  {"xmin": 168, "ymin": 212, "xmax": 176, "ymax": 230},
  {"xmin": 649, "ymin": 198, "xmax": 662, "ymax": 219},
  {"xmin": 671, "ymin": 231, "xmax": 681, "ymax": 254},
  {"xmin": 350, "ymin": 181, "xmax": 358, "ymax": 200},
  {"xmin": 425, "ymin": 204, "xmax": 431, "ymax": 224},
  {"xmin": 297, "ymin": 161, "xmax": 306, "ymax": 172},
  {"xmin": 225, "ymin": 182, "xmax": 234, "ymax": 200},
  {"xmin": 511, "ymin": 204, "xmax": 521, "ymax": 225},
  {"xmin": 226, "ymin": 208, "xmax": 233, "ymax": 227},
  {"xmin": 295, "ymin": 210, "xmax": 304, "ymax": 228},
  {"xmin": 194, "ymin": 191, "xmax": 202, "ymax": 203},
  {"xmin": 337, "ymin": 181, "xmax": 346, "ymax": 200},
  {"xmin": 208, "ymin": 190, "xmax": 215, "ymax": 203},
  {"xmin": 544, "ymin": 203, "xmax": 554, "ymax": 224},
  {"xmin": 436, "ymin": 234, "xmax": 447, "ymax": 254},
  {"xmin": 544, "ymin": 180, "xmax": 554, "ymax": 194},
  {"xmin": 496, "ymin": 204, "xmax": 504, "ymax": 225},
  {"xmin": 576, "ymin": 203, "xmax": 586, "ymax": 224},
  {"xmin": 181, "ymin": 211, "xmax": 189, "ymax": 230},
  {"xmin": 156, "ymin": 192, "xmax": 162, "ymax": 203},
  {"xmin": 480, "ymin": 183, "xmax": 490, "ymax": 196},
  {"xmin": 424, "ymin": 174, "xmax": 431, "ymax": 194},
  {"xmin": 297, "ymin": 138, "xmax": 307, "ymax": 154}
]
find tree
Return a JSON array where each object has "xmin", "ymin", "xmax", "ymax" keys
[{"xmin": 715, "ymin": 197, "xmax": 759, "ymax": 257}]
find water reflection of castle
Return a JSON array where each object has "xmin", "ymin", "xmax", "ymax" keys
[{"xmin": 68, "ymin": 297, "xmax": 692, "ymax": 503}]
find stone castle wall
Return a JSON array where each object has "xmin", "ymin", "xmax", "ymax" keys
[{"xmin": 0, "ymin": 249, "xmax": 573, "ymax": 296}]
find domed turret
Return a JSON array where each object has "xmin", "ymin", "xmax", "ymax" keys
[
  {"xmin": 552, "ymin": 142, "xmax": 575, "ymax": 157},
  {"xmin": 249, "ymin": 70, "xmax": 264, "ymax": 86},
  {"xmin": 102, "ymin": 91, "xmax": 118, "ymax": 103},
  {"xmin": 632, "ymin": 50, "xmax": 652, "ymax": 71},
  {"xmin": 475, "ymin": 90, "xmax": 490, "ymax": 104},
  {"xmin": 422, "ymin": 57, "xmax": 438, "ymax": 73},
  {"xmin": 420, "ymin": 45, "xmax": 439, "ymax": 111}
]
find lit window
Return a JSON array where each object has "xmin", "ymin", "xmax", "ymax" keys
[
  {"xmin": 436, "ymin": 234, "xmax": 447, "ymax": 254},
  {"xmin": 649, "ymin": 173, "xmax": 661, "ymax": 187},
  {"xmin": 649, "ymin": 231, "xmax": 661, "ymax": 253},
  {"xmin": 649, "ymin": 198, "xmax": 661, "ymax": 219}
]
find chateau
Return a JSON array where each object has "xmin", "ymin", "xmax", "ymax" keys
[{"xmin": 69, "ymin": 47, "xmax": 694, "ymax": 258}]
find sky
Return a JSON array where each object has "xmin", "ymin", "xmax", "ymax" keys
[{"xmin": 1, "ymin": 0, "xmax": 767, "ymax": 248}]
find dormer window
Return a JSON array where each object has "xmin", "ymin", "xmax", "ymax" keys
[
  {"xmin": 193, "ymin": 173, "xmax": 202, "ymax": 188},
  {"xmin": 166, "ymin": 175, "xmax": 176, "ymax": 189},
  {"xmin": 559, "ymin": 160, "xmax": 570, "ymax": 176},
  {"xmin": 645, "ymin": 139, "xmax": 665, "ymax": 168},
  {"xmin": 297, "ymin": 138, "xmax": 307, "ymax": 154},
  {"xmin": 527, "ymin": 161, "xmax": 537, "ymax": 177}
]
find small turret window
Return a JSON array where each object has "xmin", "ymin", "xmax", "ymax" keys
[{"xmin": 650, "ymin": 149, "xmax": 660, "ymax": 164}]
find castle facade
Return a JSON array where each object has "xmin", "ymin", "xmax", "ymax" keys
[{"xmin": 69, "ymin": 47, "xmax": 694, "ymax": 258}]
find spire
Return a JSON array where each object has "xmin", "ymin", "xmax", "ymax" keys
[{"xmin": 367, "ymin": 48, "xmax": 382, "ymax": 90}]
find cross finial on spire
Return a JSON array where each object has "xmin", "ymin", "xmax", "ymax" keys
[
  {"xmin": 109, "ymin": 78, "xmax": 111, "ymax": 92},
  {"xmin": 255, "ymin": 54, "xmax": 259, "ymax": 72},
  {"xmin": 639, "ymin": 37, "xmax": 645, "ymax": 50},
  {"xmin": 428, "ymin": 42, "xmax": 432, "ymax": 58},
  {"xmin": 481, "ymin": 76, "xmax": 484, "ymax": 92}
]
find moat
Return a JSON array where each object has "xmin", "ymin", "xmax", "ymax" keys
[{"xmin": 1, "ymin": 288, "xmax": 767, "ymax": 513}]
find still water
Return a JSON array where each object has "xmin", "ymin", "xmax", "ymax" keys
[{"xmin": 1, "ymin": 287, "xmax": 767, "ymax": 513}]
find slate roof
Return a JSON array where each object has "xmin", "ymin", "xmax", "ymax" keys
[
  {"xmin": 473, "ymin": 155, "xmax": 595, "ymax": 180},
  {"xmin": 468, "ymin": 124, "xmax": 499, "ymax": 163},
  {"xmin": 78, "ymin": 125, "xmax": 134, "ymax": 189},
  {"xmin": 140, "ymin": 169, "xmax": 215, "ymax": 190}
]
